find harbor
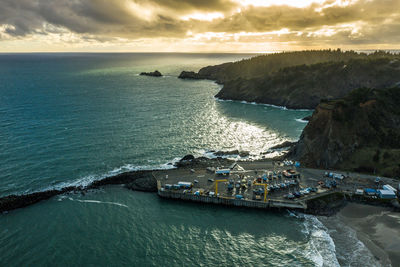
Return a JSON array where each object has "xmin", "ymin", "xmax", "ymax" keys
[{"xmin": 155, "ymin": 159, "xmax": 400, "ymax": 213}]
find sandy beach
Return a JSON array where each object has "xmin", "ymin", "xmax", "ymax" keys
[{"xmin": 334, "ymin": 203, "xmax": 400, "ymax": 267}]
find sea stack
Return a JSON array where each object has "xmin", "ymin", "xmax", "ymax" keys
[{"xmin": 140, "ymin": 70, "xmax": 162, "ymax": 77}]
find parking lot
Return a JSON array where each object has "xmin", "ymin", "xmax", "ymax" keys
[{"xmin": 154, "ymin": 161, "xmax": 346, "ymax": 202}]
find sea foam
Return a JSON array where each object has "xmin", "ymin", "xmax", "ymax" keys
[
  {"xmin": 215, "ymin": 97, "xmax": 314, "ymax": 111},
  {"xmin": 300, "ymin": 214, "xmax": 341, "ymax": 267}
]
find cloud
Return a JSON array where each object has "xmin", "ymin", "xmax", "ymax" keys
[{"xmin": 0, "ymin": 0, "xmax": 400, "ymax": 51}]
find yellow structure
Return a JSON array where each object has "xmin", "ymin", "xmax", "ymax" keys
[
  {"xmin": 254, "ymin": 183, "xmax": 268, "ymax": 202},
  {"xmin": 215, "ymin": 179, "xmax": 228, "ymax": 195}
]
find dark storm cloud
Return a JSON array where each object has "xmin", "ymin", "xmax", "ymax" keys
[
  {"xmin": 209, "ymin": 0, "xmax": 400, "ymax": 32},
  {"xmin": 0, "ymin": 0, "xmax": 400, "ymax": 46}
]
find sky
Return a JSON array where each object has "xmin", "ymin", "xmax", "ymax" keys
[{"xmin": 1, "ymin": 0, "xmax": 400, "ymax": 52}]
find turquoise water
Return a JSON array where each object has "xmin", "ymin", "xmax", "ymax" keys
[
  {"xmin": 0, "ymin": 53, "xmax": 310, "ymax": 196},
  {"xmin": 0, "ymin": 53, "xmax": 374, "ymax": 266},
  {"xmin": 0, "ymin": 187, "xmax": 337, "ymax": 266}
]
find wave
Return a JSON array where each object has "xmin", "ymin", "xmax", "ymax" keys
[
  {"xmin": 69, "ymin": 198, "xmax": 129, "ymax": 208},
  {"xmin": 7, "ymin": 144, "xmax": 284, "ymax": 197},
  {"xmin": 300, "ymin": 214, "xmax": 340, "ymax": 267},
  {"xmin": 194, "ymin": 148, "xmax": 286, "ymax": 161},
  {"xmin": 215, "ymin": 97, "xmax": 314, "ymax": 111},
  {"xmin": 9, "ymin": 136, "xmax": 293, "ymax": 197},
  {"xmin": 317, "ymin": 215, "xmax": 382, "ymax": 267},
  {"xmin": 295, "ymin": 118, "xmax": 308, "ymax": 123},
  {"xmin": 41, "ymin": 158, "xmax": 180, "ymax": 193}
]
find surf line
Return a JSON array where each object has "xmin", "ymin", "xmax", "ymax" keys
[{"xmin": 69, "ymin": 198, "xmax": 129, "ymax": 208}]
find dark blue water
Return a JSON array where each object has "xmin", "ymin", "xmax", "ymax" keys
[
  {"xmin": 1, "ymin": 54, "xmax": 379, "ymax": 267},
  {"xmin": 0, "ymin": 53, "xmax": 311, "ymax": 196}
]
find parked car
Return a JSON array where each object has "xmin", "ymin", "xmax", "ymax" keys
[
  {"xmin": 293, "ymin": 191, "xmax": 301, "ymax": 198},
  {"xmin": 285, "ymin": 193, "xmax": 295, "ymax": 199}
]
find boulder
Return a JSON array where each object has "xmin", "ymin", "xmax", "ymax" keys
[
  {"xmin": 213, "ymin": 150, "xmax": 249, "ymax": 157},
  {"xmin": 180, "ymin": 154, "xmax": 195, "ymax": 161}
]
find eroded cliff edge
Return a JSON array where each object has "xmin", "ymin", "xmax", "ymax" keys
[
  {"xmin": 179, "ymin": 50, "xmax": 400, "ymax": 109},
  {"xmin": 291, "ymin": 87, "xmax": 400, "ymax": 177}
]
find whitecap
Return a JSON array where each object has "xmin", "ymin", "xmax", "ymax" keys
[
  {"xmin": 300, "ymin": 214, "xmax": 340, "ymax": 267},
  {"xmin": 295, "ymin": 118, "xmax": 308, "ymax": 123},
  {"xmin": 40, "ymin": 160, "xmax": 179, "ymax": 193},
  {"xmin": 214, "ymin": 97, "xmax": 314, "ymax": 111}
]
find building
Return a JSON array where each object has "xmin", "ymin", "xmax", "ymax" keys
[{"xmin": 377, "ymin": 189, "xmax": 396, "ymax": 199}]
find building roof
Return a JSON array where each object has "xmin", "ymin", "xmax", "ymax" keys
[{"xmin": 378, "ymin": 189, "xmax": 396, "ymax": 195}]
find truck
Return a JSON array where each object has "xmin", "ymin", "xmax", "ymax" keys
[{"xmin": 178, "ymin": 181, "xmax": 193, "ymax": 189}]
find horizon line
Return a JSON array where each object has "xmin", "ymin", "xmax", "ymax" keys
[{"xmin": 1, "ymin": 49, "xmax": 400, "ymax": 54}]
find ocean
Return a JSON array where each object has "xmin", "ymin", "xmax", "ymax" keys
[{"xmin": 0, "ymin": 53, "xmax": 379, "ymax": 266}]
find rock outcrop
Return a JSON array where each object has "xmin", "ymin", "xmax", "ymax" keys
[
  {"xmin": 174, "ymin": 155, "xmax": 234, "ymax": 168},
  {"xmin": 178, "ymin": 71, "xmax": 205, "ymax": 79},
  {"xmin": 125, "ymin": 175, "xmax": 157, "ymax": 192},
  {"xmin": 291, "ymin": 87, "xmax": 400, "ymax": 177},
  {"xmin": 215, "ymin": 58, "xmax": 400, "ymax": 109},
  {"xmin": 305, "ymin": 192, "xmax": 347, "ymax": 216},
  {"xmin": 269, "ymin": 141, "xmax": 297, "ymax": 150},
  {"xmin": 213, "ymin": 150, "xmax": 250, "ymax": 157},
  {"xmin": 180, "ymin": 154, "xmax": 195, "ymax": 161},
  {"xmin": 140, "ymin": 70, "xmax": 162, "ymax": 77},
  {"xmin": 180, "ymin": 50, "xmax": 400, "ymax": 109}
]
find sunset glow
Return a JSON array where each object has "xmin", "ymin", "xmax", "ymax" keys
[{"xmin": 0, "ymin": 0, "xmax": 399, "ymax": 52}]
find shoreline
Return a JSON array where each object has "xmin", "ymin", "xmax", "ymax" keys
[
  {"xmin": 328, "ymin": 203, "xmax": 400, "ymax": 266},
  {"xmin": 2, "ymin": 156, "xmax": 399, "ymax": 265},
  {"xmin": 214, "ymin": 97, "xmax": 314, "ymax": 111},
  {"xmin": 1, "ymin": 155, "xmax": 399, "ymax": 215}
]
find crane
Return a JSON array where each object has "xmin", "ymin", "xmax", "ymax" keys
[
  {"xmin": 215, "ymin": 179, "xmax": 228, "ymax": 195},
  {"xmin": 254, "ymin": 183, "xmax": 268, "ymax": 202}
]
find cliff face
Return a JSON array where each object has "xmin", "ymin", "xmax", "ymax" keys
[
  {"xmin": 179, "ymin": 50, "xmax": 400, "ymax": 109},
  {"xmin": 196, "ymin": 50, "xmax": 382, "ymax": 83},
  {"xmin": 292, "ymin": 87, "xmax": 400, "ymax": 177},
  {"xmin": 216, "ymin": 58, "xmax": 400, "ymax": 109}
]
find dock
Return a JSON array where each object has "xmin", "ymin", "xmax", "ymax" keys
[
  {"xmin": 158, "ymin": 185, "xmax": 307, "ymax": 210},
  {"xmin": 154, "ymin": 160, "xmax": 399, "ymax": 213}
]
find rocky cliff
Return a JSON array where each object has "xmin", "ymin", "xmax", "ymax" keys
[
  {"xmin": 216, "ymin": 58, "xmax": 400, "ymax": 109},
  {"xmin": 291, "ymin": 87, "xmax": 400, "ymax": 177},
  {"xmin": 179, "ymin": 50, "xmax": 400, "ymax": 109}
]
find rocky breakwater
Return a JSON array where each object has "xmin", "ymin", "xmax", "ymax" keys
[
  {"xmin": 0, "ymin": 155, "xmax": 236, "ymax": 213},
  {"xmin": 0, "ymin": 171, "xmax": 157, "ymax": 213},
  {"xmin": 291, "ymin": 87, "xmax": 400, "ymax": 177}
]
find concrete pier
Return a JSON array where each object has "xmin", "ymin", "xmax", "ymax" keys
[{"xmin": 157, "ymin": 188, "xmax": 307, "ymax": 210}]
